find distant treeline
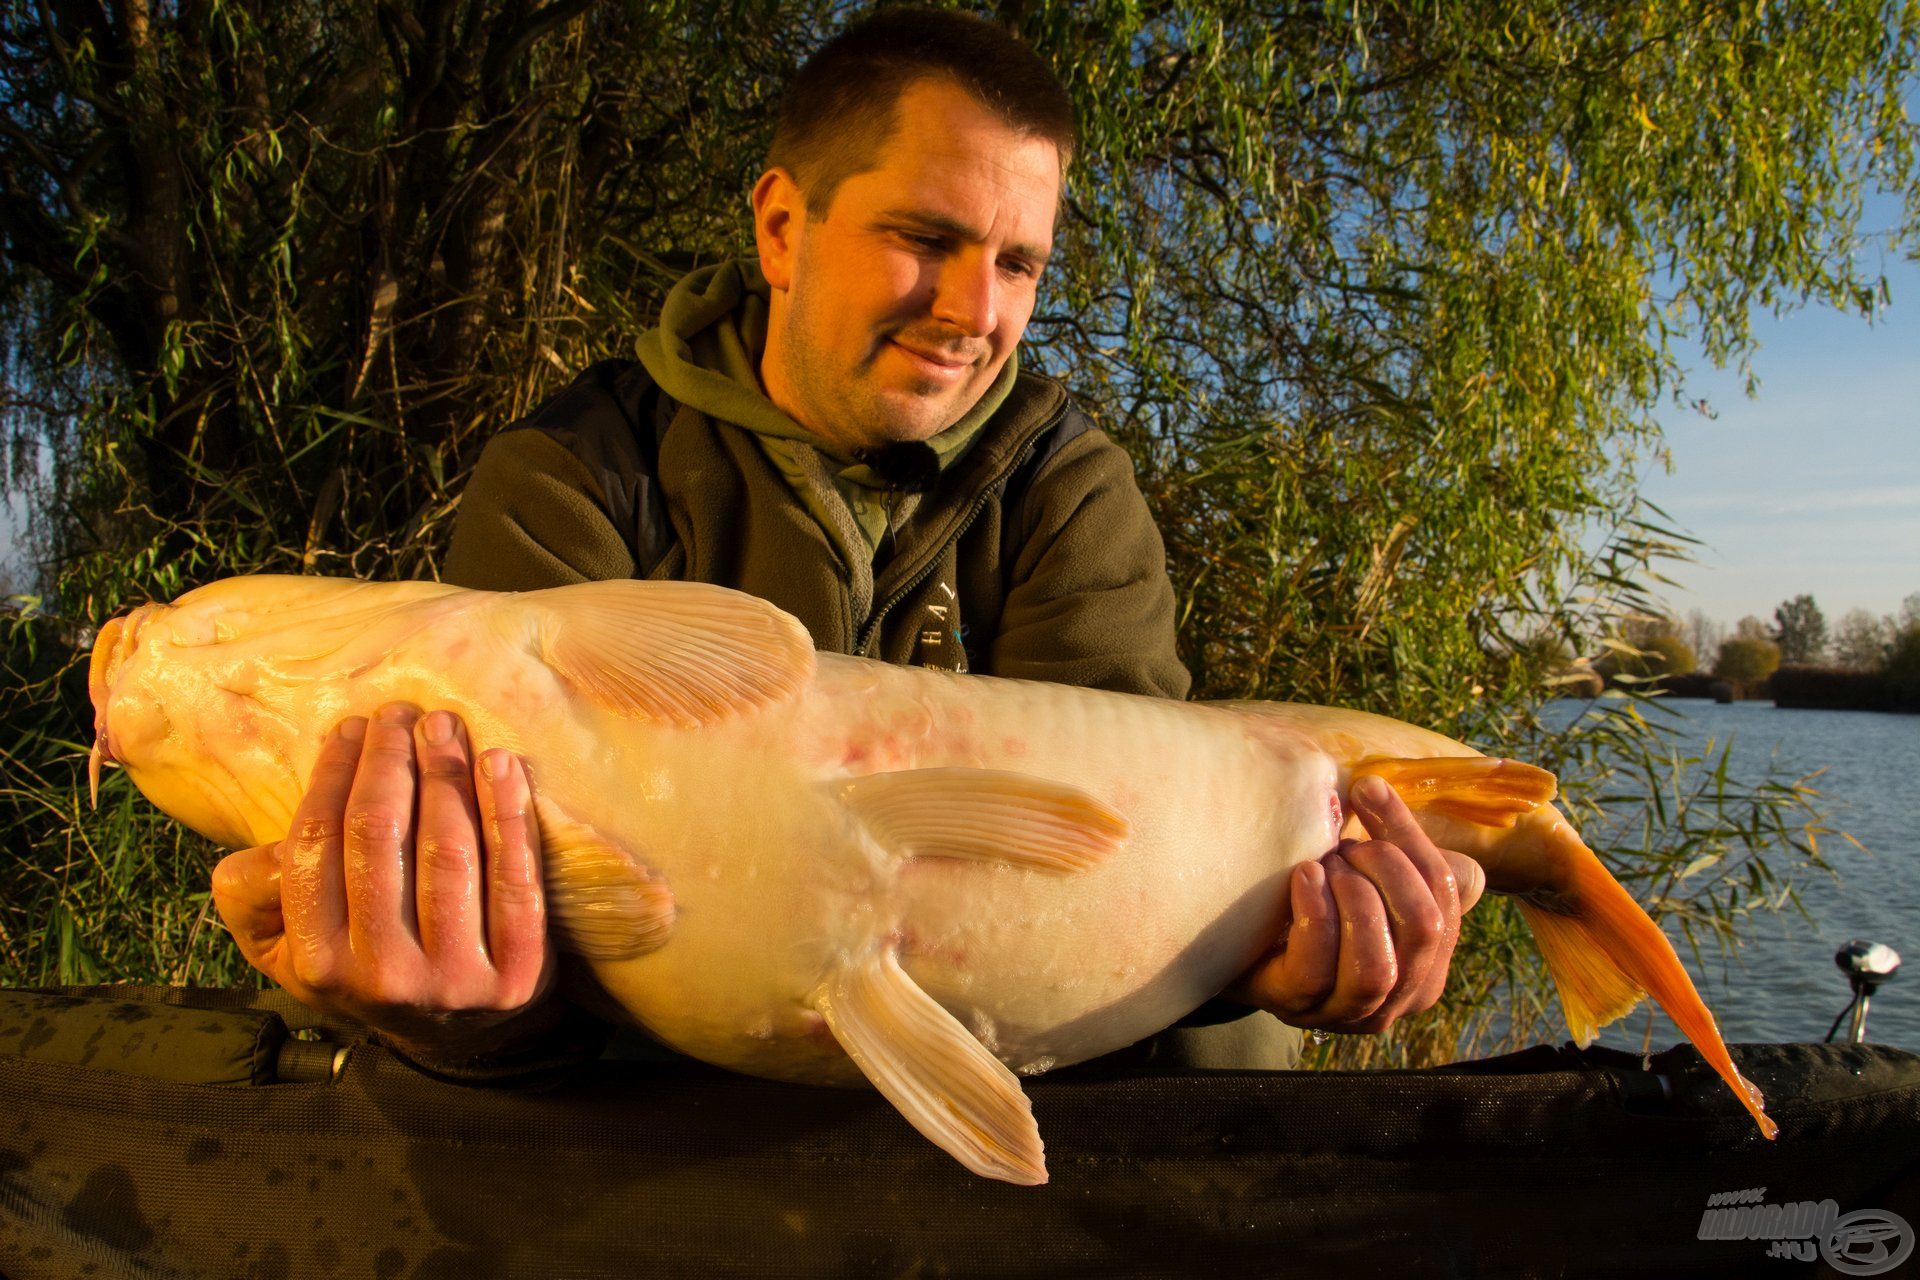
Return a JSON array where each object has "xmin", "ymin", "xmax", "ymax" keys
[{"xmin": 1551, "ymin": 592, "xmax": 1920, "ymax": 711}]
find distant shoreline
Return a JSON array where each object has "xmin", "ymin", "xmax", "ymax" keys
[{"xmin": 1557, "ymin": 667, "xmax": 1918, "ymax": 713}]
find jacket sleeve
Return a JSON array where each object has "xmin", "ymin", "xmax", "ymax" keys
[
  {"xmin": 988, "ymin": 424, "xmax": 1192, "ymax": 700},
  {"xmin": 444, "ymin": 359, "xmax": 658, "ymax": 591},
  {"xmin": 444, "ymin": 430, "xmax": 638, "ymax": 591}
]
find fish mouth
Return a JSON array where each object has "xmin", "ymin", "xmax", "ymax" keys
[{"xmin": 87, "ymin": 602, "xmax": 164, "ymax": 808}]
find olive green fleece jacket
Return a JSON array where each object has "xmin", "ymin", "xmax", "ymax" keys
[{"xmin": 444, "ymin": 364, "xmax": 1192, "ymax": 693}]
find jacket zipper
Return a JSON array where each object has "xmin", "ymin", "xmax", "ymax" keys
[{"xmin": 854, "ymin": 400, "xmax": 1070, "ymax": 657}]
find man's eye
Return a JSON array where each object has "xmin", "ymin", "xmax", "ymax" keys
[
  {"xmin": 1001, "ymin": 259, "xmax": 1038, "ymax": 279},
  {"xmin": 903, "ymin": 233, "xmax": 946, "ymax": 251}
]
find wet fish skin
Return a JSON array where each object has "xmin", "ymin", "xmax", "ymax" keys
[{"xmin": 89, "ymin": 575, "xmax": 1778, "ymax": 1184}]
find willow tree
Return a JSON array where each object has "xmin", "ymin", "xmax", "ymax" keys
[{"xmin": 2, "ymin": 0, "xmax": 1911, "ymax": 1060}]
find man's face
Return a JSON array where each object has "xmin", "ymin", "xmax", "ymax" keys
[{"xmin": 755, "ymin": 77, "xmax": 1061, "ymax": 451}]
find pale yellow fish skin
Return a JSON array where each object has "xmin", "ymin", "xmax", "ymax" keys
[{"xmin": 92, "ymin": 575, "xmax": 1512, "ymax": 1087}]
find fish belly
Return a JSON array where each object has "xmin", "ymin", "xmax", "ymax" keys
[
  {"xmin": 583, "ymin": 657, "xmax": 1343, "ymax": 1082},
  {"xmin": 875, "ymin": 673, "xmax": 1342, "ymax": 1071}
]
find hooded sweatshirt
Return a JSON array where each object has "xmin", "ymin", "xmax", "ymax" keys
[
  {"xmin": 633, "ymin": 257, "xmax": 1016, "ymax": 568},
  {"xmin": 447, "ymin": 262, "xmax": 1193, "ymax": 692}
]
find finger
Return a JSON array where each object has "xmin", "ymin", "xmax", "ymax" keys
[
  {"xmin": 343, "ymin": 702, "xmax": 423, "ymax": 960},
  {"xmin": 1352, "ymin": 771, "xmax": 1487, "ymax": 916},
  {"xmin": 413, "ymin": 709, "xmax": 487, "ymax": 968},
  {"xmin": 1349, "ymin": 774, "xmax": 1437, "ymax": 855},
  {"xmin": 279, "ymin": 718, "xmax": 365, "ymax": 960},
  {"xmin": 1348, "ymin": 776, "xmax": 1472, "ymax": 1022},
  {"xmin": 477, "ymin": 748, "xmax": 550, "ymax": 1004},
  {"xmin": 1243, "ymin": 860, "xmax": 1339, "ymax": 1017},
  {"xmin": 1313, "ymin": 853, "xmax": 1397, "ymax": 1027},
  {"xmin": 1343, "ymin": 839, "xmax": 1447, "ymax": 1023},
  {"xmin": 1391, "ymin": 838, "xmax": 1468, "ymax": 1012},
  {"xmin": 211, "ymin": 844, "xmax": 288, "ymax": 971}
]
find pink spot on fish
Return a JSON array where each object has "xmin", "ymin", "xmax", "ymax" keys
[
  {"xmin": 841, "ymin": 733, "xmax": 909, "ymax": 771},
  {"xmin": 1001, "ymin": 736, "xmax": 1027, "ymax": 757},
  {"xmin": 897, "ymin": 926, "xmax": 969, "ymax": 970}
]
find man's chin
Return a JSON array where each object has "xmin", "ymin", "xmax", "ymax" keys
[{"xmin": 859, "ymin": 386, "xmax": 970, "ymax": 443}]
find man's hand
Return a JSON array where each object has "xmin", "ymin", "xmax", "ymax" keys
[
  {"xmin": 1226, "ymin": 774, "xmax": 1487, "ymax": 1034},
  {"xmin": 211, "ymin": 703, "xmax": 556, "ymax": 1060}
]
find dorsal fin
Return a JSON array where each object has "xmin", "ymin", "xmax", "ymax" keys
[
  {"xmin": 839, "ymin": 767, "xmax": 1129, "ymax": 874},
  {"xmin": 527, "ymin": 581, "xmax": 815, "ymax": 728}
]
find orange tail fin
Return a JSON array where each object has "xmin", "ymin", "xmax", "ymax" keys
[
  {"xmin": 1366, "ymin": 756, "xmax": 1778, "ymax": 1140},
  {"xmin": 1514, "ymin": 818, "xmax": 1778, "ymax": 1139}
]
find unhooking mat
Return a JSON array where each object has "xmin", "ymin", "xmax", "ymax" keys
[{"xmin": 1, "ymin": 984, "xmax": 1916, "ymax": 1279}]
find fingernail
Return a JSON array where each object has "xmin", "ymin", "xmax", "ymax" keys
[
  {"xmin": 484, "ymin": 749, "xmax": 512, "ymax": 781},
  {"xmin": 339, "ymin": 716, "xmax": 367, "ymax": 743},
  {"xmin": 1354, "ymin": 774, "xmax": 1390, "ymax": 807},
  {"xmin": 378, "ymin": 703, "xmax": 420, "ymax": 726},
  {"xmin": 423, "ymin": 710, "xmax": 455, "ymax": 745}
]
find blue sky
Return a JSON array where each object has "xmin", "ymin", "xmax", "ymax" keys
[{"xmin": 1640, "ymin": 198, "xmax": 1919, "ymax": 628}]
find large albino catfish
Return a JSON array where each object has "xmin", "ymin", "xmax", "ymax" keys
[{"xmin": 88, "ymin": 575, "xmax": 1776, "ymax": 1183}]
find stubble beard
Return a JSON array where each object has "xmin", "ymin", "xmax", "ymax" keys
[{"xmin": 777, "ymin": 270, "xmax": 971, "ymax": 448}]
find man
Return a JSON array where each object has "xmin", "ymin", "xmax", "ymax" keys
[{"xmin": 211, "ymin": 8, "xmax": 1484, "ymax": 1074}]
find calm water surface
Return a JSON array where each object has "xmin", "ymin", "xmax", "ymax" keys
[{"xmin": 1545, "ymin": 700, "xmax": 1919, "ymax": 1053}]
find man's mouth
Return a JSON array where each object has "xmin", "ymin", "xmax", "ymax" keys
[{"xmin": 889, "ymin": 339, "xmax": 977, "ymax": 378}]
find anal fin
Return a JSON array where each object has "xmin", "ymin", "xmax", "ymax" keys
[
  {"xmin": 818, "ymin": 949, "xmax": 1046, "ymax": 1185},
  {"xmin": 1355, "ymin": 755, "xmax": 1557, "ymax": 828},
  {"xmin": 839, "ymin": 767, "xmax": 1128, "ymax": 874},
  {"xmin": 534, "ymin": 795, "xmax": 674, "ymax": 961}
]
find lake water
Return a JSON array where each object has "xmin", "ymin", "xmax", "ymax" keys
[{"xmin": 1543, "ymin": 700, "xmax": 1919, "ymax": 1053}]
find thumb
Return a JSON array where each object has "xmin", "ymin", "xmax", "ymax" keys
[
  {"xmin": 211, "ymin": 844, "xmax": 287, "ymax": 959},
  {"xmin": 1443, "ymin": 850, "xmax": 1488, "ymax": 914}
]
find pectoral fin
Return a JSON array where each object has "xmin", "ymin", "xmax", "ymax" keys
[
  {"xmin": 534, "ymin": 795, "xmax": 673, "ymax": 961},
  {"xmin": 528, "ymin": 580, "xmax": 816, "ymax": 727},
  {"xmin": 818, "ymin": 949, "xmax": 1046, "ymax": 1186},
  {"xmin": 839, "ymin": 767, "xmax": 1128, "ymax": 873},
  {"xmin": 1354, "ymin": 756, "xmax": 1557, "ymax": 828}
]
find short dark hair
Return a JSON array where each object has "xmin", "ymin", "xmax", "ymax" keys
[{"xmin": 767, "ymin": 7, "xmax": 1078, "ymax": 218}]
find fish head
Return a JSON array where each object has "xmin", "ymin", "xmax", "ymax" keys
[{"xmin": 87, "ymin": 575, "xmax": 467, "ymax": 848}]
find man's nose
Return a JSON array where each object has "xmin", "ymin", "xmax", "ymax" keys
[{"xmin": 929, "ymin": 249, "xmax": 997, "ymax": 338}]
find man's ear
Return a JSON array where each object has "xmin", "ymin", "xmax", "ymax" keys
[{"xmin": 752, "ymin": 167, "xmax": 805, "ymax": 290}]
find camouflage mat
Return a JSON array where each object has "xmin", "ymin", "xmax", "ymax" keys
[{"xmin": 1, "ymin": 985, "xmax": 1915, "ymax": 1279}]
